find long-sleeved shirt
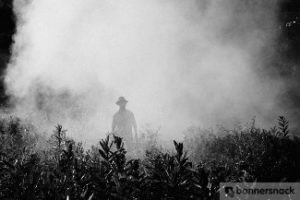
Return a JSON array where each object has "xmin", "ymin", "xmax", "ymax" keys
[{"xmin": 112, "ymin": 109, "xmax": 137, "ymax": 141}]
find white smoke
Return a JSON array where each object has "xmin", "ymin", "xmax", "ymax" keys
[{"xmin": 5, "ymin": 0, "xmax": 284, "ymax": 144}]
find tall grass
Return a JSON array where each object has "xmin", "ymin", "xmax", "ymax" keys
[{"xmin": 0, "ymin": 116, "xmax": 299, "ymax": 199}]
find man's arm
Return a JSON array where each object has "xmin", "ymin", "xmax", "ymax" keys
[
  {"xmin": 131, "ymin": 113, "xmax": 137, "ymax": 140},
  {"xmin": 112, "ymin": 115, "xmax": 116, "ymax": 133}
]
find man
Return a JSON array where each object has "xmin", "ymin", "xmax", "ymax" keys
[{"xmin": 112, "ymin": 97, "xmax": 137, "ymax": 142}]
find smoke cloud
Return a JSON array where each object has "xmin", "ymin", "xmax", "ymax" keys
[{"xmin": 5, "ymin": 0, "xmax": 285, "ymax": 144}]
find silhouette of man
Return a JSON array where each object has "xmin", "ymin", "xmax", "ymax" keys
[{"xmin": 112, "ymin": 97, "xmax": 137, "ymax": 142}]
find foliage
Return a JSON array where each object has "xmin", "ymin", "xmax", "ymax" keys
[
  {"xmin": 0, "ymin": 116, "xmax": 299, "ymax": 199},
  {"xmin": 184, "ymin": 117, "xmax": 300, "ymax": 184}
]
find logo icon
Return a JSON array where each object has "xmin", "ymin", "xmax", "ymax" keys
[{"xmin": 224, "ymin": 186, "xmax": 235, "ymax": 198}]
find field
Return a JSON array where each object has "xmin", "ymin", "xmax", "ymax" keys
[{"xmin": 0, "ymin": 116, "xmax": 299, "ymax": 200}]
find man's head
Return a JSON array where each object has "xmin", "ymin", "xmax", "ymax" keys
[{"xmin": 116, "ymin": 96, "xmax": 128, "ymax": 109}]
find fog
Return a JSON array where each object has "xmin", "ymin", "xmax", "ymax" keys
[{"xmin": 5, "ymin": 0, "xmax": 285, "ymax": 144}]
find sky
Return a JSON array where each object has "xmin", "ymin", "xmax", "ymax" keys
[{"xmin": 3, "ymin": 0, "xmax": 299, "ymax": 145}]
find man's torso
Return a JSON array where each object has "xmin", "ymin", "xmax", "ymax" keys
[{"xmin": 113, "ymin": 110, "xmax": 134, "ymax": 139}]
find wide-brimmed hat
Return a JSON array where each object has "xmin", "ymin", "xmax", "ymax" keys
[{"xmin": 116, "ymin": 96, "xmax": 128, "ymax": 105}]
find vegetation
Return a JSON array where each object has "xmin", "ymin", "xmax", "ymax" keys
[{"xmin": 0, "ymin": 116, "xmax": 299, "ymax": 200}]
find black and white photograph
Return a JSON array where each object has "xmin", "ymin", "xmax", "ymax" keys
[{"xmin": 0, "ymin": 0, "xmax": 300, "ymax": 199}]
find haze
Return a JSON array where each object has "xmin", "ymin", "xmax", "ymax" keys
[{"xmin": 5, "ymin": 0, "xmax": 285, "ymax": 144}]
